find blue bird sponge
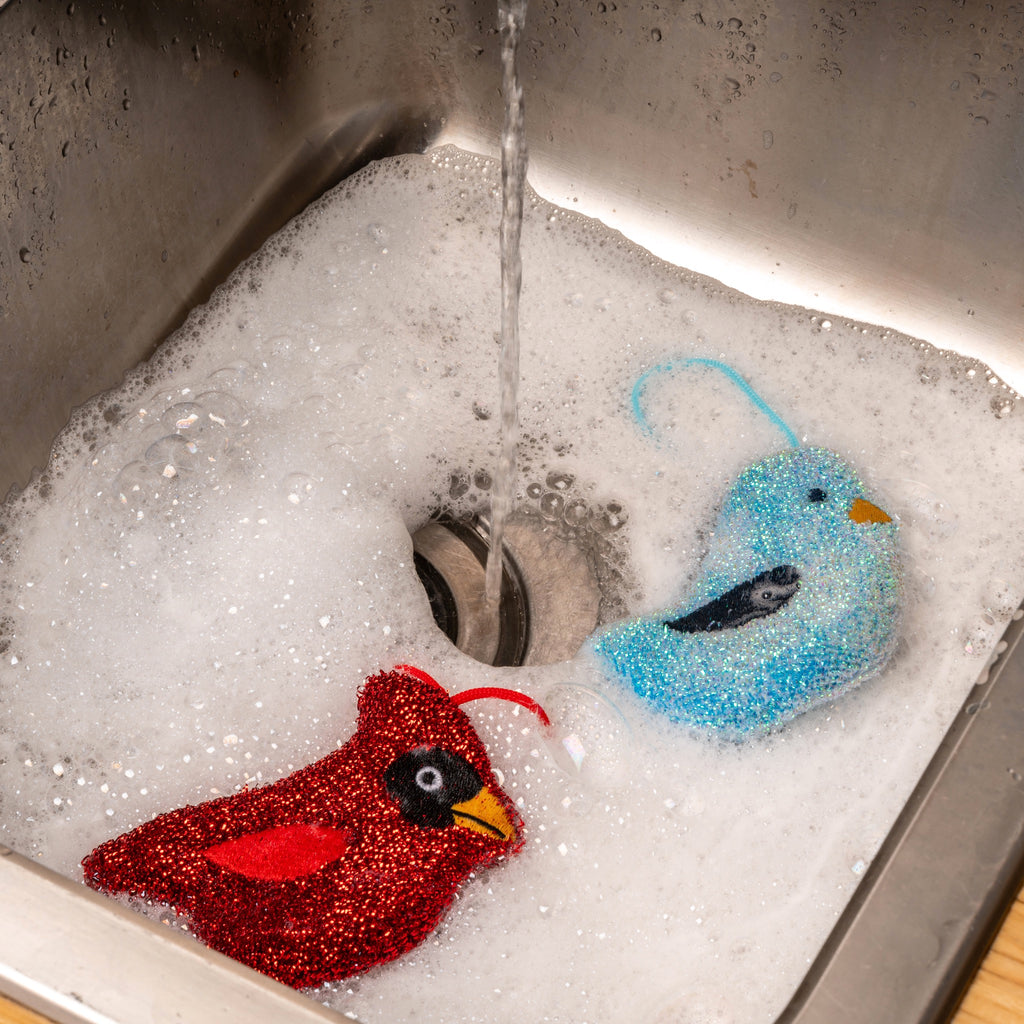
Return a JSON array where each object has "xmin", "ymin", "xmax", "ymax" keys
[{"xmin": 590, "ymin": 446, "xmax": 902, "ymax": 736}]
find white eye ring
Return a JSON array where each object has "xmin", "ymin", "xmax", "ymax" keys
[{"xmin": 415, "ymin": 766, "xmax": 444, "ymax": 793}]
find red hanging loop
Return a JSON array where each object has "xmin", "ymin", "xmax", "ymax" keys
[
  {"xmin": 395, "ymin": 665, "xmax": 551, "ymax": 728},
  {"xmin": 450, "ymin": 686, "xmax": 551, "ymax": 728}
]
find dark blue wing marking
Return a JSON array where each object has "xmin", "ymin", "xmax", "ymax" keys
[{"xmin": 665, "ymin": 565, "xmax": 800, "ymax": 634}]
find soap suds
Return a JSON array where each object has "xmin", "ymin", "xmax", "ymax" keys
[{"xmin": 1, "ymin": 146, "xmax": 1022, "ymax": 1023}]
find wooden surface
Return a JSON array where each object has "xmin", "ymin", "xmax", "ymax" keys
[
  {"xmin": 0, "ymin": 999, "xmax": 49, "ymax": 1024},
  {"xmin": 2, "ymin": 893, "xmax": 1024, "ymax": 1023},
  {"xmin": 952, "ymin": 892, "xmax": 1024, "ymax": 1024}
]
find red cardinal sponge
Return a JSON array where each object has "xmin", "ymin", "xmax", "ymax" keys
[{"xmin": 82, "ymin": 666, "xmax": 538, "ymax": 989}]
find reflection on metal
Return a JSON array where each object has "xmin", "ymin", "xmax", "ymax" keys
[{"xmin": 0, "ymin": 846, "xmax": 343, "ymax": 1024}]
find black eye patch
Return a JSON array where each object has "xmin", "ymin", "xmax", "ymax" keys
[
  {"xmin": 807, "ymin": 488, "xmax": 827, "ymax": 503},
  {"xmin": 384, "ymin": 746, "xmax": 483, "ymax": 829}
]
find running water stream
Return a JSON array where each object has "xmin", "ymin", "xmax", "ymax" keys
[{"xmin": 485, "ymin": 0, "xmax": 528, "ymax": 604}]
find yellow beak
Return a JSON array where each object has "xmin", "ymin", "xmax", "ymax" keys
[
  {"xmin": 451, "ymin": 788, "xmax": 517, "ymax": 843},
  {"xmin": 849, "ymin": 498, "xmax": 892, "ymax": 525}
]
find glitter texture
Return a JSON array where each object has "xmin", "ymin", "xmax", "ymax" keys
[
  {"xmin": 82, "ymin": 667, "xmax": 524, "ymax": 988},
  {"xmin": 591, "ymin": 447, "xmax": 902, "ymax": 735}
]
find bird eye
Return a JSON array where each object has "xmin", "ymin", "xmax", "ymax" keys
[
  {"xmin": 385, "ymin": 746, "xmax": 484, "ymax": 830},
  {"xmin": 808, "ymin": 488, "xmax": 827, "ymax": 503},
  {"xmin": 415, "ymin": 765, "xmax": 444, "ymax": 793}
]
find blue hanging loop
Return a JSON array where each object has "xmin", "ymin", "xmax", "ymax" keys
[{"xmin": 631, "ymin": 357, "xmax": 801, "ymax": 450}]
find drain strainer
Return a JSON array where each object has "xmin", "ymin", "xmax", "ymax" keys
[
  {"xmin": 412, "ymin": 512, "xmax": 603, "ymax": 667},
  {"xmin": 412, "ymin": 516, "xmax": 529, "ymax": 667}
]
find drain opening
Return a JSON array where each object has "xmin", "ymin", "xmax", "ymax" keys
[
  {"xmin": 412, "ymin": 465, "xmax": 635, "ymax": 669},
  {"xmin": 413, "ymin": 551, "xmax": 459, "ymax": 646},
  {"xmin": 412, "ymin": 515, "xmax": 530, "ymax": 668}
]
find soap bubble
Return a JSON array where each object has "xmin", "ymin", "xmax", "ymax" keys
[
  {"xmin": 545, "ymin": 470, "xmax": 574, "ymax": 491},
  {"xmin": 593, "ymin": 502, "xmax": 629, "ymax": 534},
  {"xmin": 897, "ymin": 479, "xmax": 958, "ymax": 541},
  {"xmin": 281, "ymin": 472, "xmax": 318, "ymax": 506},
  {"xmin": 563, "ymin": 498, "xmax": 590, "ymax": 527},
  {"xmin": 111, "ymin": 460, "xmax": 169, "ymax": 515},
  {"xmin": 963, "ymin": 618, "xmax": 998, "ymax": 656},
  {"xmin": 542, "ymin": 683, "xmax": 633, "ymax": 789},
  {"xmin": 539, "ymin": 492, "xmax": 564, "ymax": 519},
  {"xmin": 982, "ymin": 578, "xmax": 1018, "ymax": 621},
  {"xmin": 194, "ymin": 391, "xmax": 247, "ymax": 429},
  {"xmin": 448, "ymin": 471, "xmax": 470, "ymax": 499},
  {"xmin": 160, "ymin": 401, "xmax": 206, "ymax": 433},
  {"xmin": 145, "ymin": 435, "xmax": 200, "ymax": 477},
  {"xmin": 206, "ymin": 361, "xmax": 254, "ymax": 388}
]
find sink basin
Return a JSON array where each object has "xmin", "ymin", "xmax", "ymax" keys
[{"xmin": 1, "ymin": 2, "xmax": 1023, "ymax": 1022}]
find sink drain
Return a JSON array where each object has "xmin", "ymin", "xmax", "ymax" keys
[
  {"xmin": 412, "ymin": 512, "xmax": 603, "ymax": 667},
  {"xmin": 412, "ymin": 516, "xmax": 529, "ymax": 667}
]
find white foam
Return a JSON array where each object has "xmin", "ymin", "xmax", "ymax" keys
[{"xmin": 2, "ymin": 145, "xmax": 1023, "ymax": 1023}]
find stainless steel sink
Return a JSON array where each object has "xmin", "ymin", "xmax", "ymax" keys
[{"xmin": 2, "ymin": 2, "xmax": 1023, "ymax": 1022}]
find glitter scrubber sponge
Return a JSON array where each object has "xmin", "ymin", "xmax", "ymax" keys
[
  {"xmin": 82, "ymin": 667, "xmax": 544, "ymax": 989},
  {"xmin": 590, "ymin": 446, "xmax": 902, "ymax": 735}
]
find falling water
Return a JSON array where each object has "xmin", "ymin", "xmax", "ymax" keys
[{"xmin": 485, "ymin": 0, "xmax": 528, "ymax": 603}]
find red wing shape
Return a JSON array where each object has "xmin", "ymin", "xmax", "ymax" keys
[{"xmin": 204, "ymin": 823, "xmax": 350, "ymax": 881}]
